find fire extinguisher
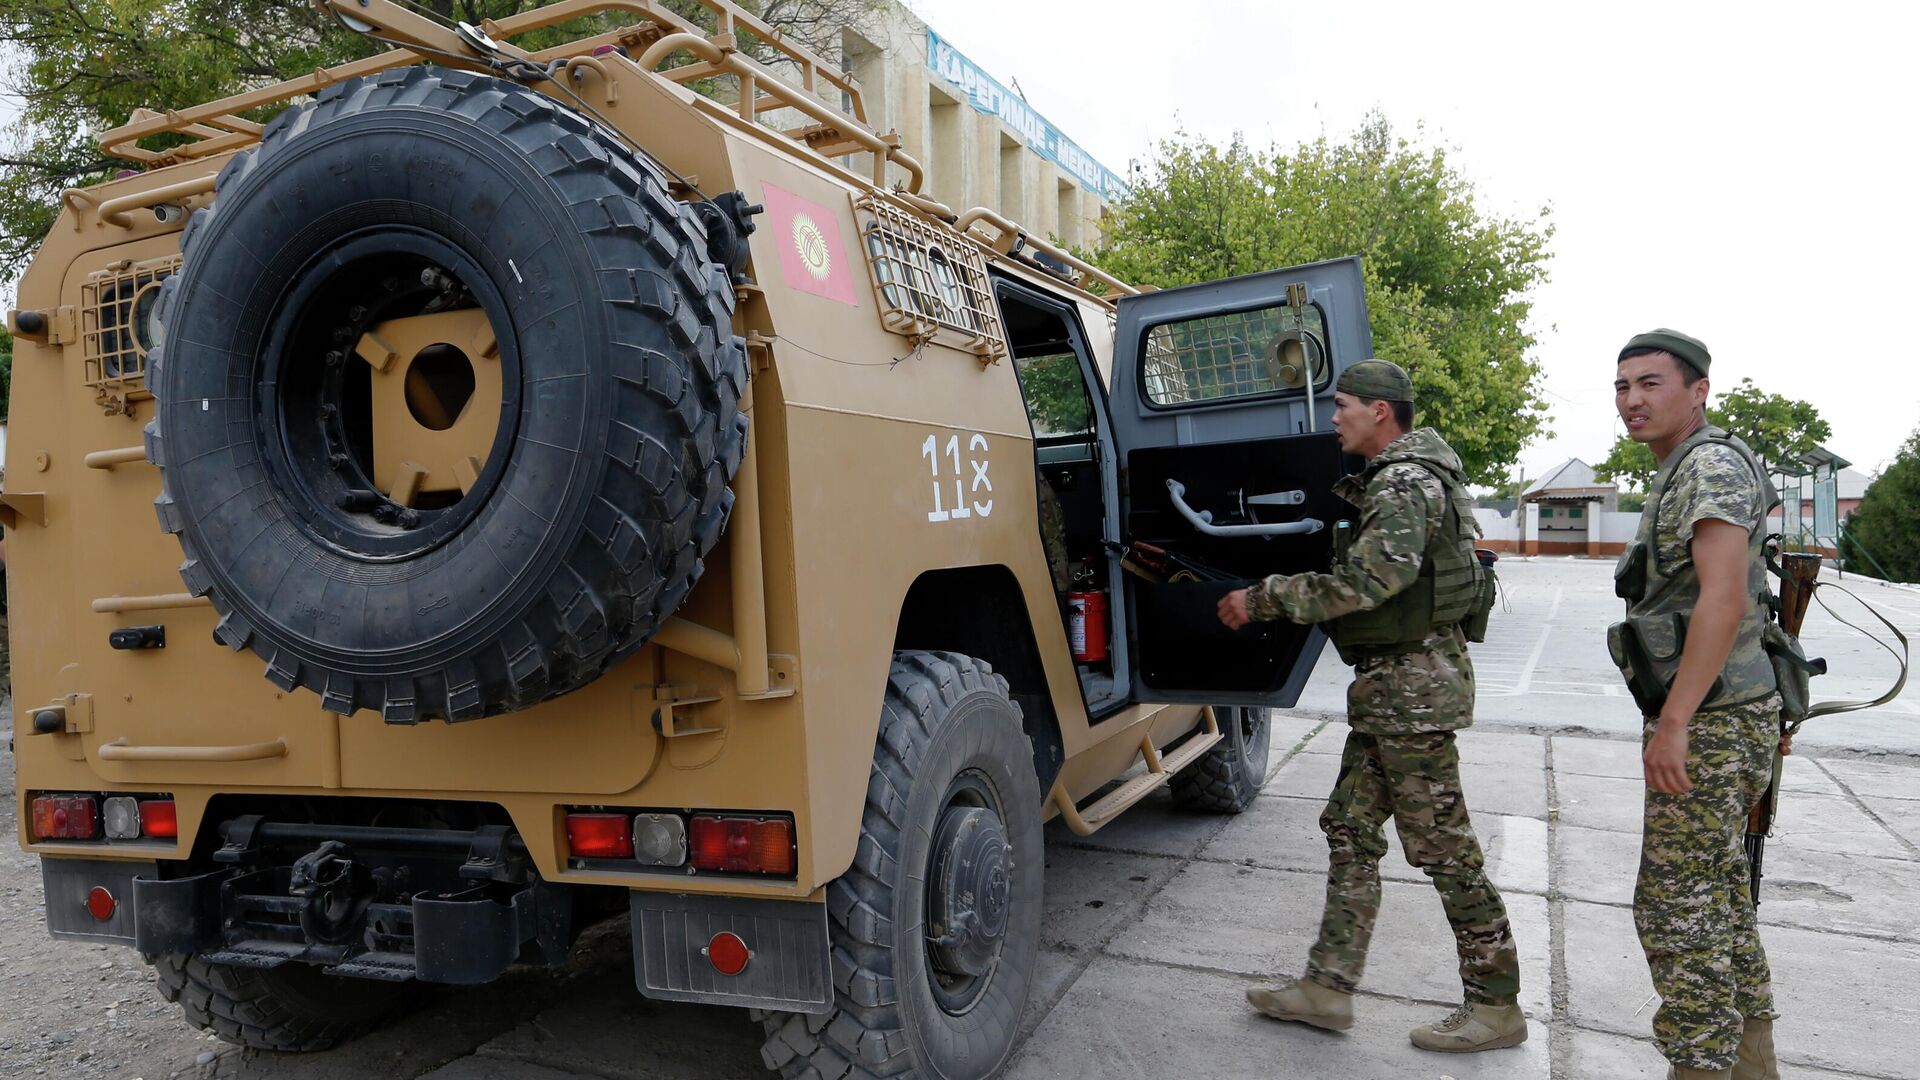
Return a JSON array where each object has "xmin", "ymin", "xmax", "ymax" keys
[{"xmin": 1068, "ymin": 590, "xmax": 1109, "ymax": 663}]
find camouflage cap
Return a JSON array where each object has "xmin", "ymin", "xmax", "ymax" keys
[
  {"xmin": 1619, "ymin": 328, "xmax": 1710, "ymax": 376},
  {"xmin": 1335, "ymin": 358, "xmax": 1414, "ymax": 403}
]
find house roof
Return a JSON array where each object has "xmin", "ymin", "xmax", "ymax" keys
[{"xmin": 1522, "ymin": 458, "xmax": 1614, "ymax": 498}]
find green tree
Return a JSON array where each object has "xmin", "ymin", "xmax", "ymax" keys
[
  {"xmin": 1711, "ymin": 377, "xmax": 1832, "ymax": 469},
  {"xmin": 1594, "ymin": 378, "xmax": 1831, "ymax": 493},
  {"xmin": 1841, "ymin": 430, "xmax": 1920, "ymax": 583},
  {"xmin": 1093, "ymin": 117, "xmax": 1554, "ymax": 484},
  {"xmin": 0, "ymin": 0, "xmax": 872, "ymax": 278},
  {"xmin": 1595, "ymin": 436, "xmax": 1658, "ymax": 491}
]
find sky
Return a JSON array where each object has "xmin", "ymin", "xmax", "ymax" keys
[
  {"xmin": 909, "ymin": 0, "xmax": 1920, "ymax": 482},
  {"xmin": 5, "ymin": 3, "xmax": 1914, "ymax": 481}
]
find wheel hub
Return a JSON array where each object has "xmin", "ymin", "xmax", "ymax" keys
[{"xmin": 926, "ymin": 803, "xmax": 1012, "ymax": 981}]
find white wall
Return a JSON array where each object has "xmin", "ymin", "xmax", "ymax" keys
[
  {"xmin": 1474, "ymin": 507, "xmax": 1520, "ymax": 541},
  {"xmin": 1595, "ymin": 510, "xmax": 1642, "ymax": 544}
]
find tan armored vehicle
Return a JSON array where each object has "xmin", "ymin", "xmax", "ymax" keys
[{"xmin": 5, "ymin": 2, "xmax": 1369, "ymax": 1075}]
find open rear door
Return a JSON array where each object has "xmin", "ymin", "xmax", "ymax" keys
[{"xmin": 1107, "ymin": 257, "xmax": 1370, "ymax": 707}]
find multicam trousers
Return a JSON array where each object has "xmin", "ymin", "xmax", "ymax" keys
[
  {"xmin": 1306, "ymin": 729, "xmax": 1521, "ymax": 1005},
  {"xmin": 1636, "ymin": 696, "xmax": 1780, "ymax": 1071}
]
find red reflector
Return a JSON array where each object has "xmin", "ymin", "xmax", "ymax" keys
[
  {"xmin": 85, "ymin": 886, "xmax": 117, "ymax": 922},
  {"xmin": 706, "ymin": 931, "xmax": 750, "ymax": 976},
  {"xmin": 565, "ymin": 812, "xmax": 634, "ymax": 859},
  {"xmin": 689, "ymin": 816, "xmax": 794, "ymax": 874},
  {"xmin": 30, "ymin": 795, "xmax": 99, "ymax": 841},
  {"xmin": 139, "ymin": 800, "xmax": 179, "ymax": 839}
]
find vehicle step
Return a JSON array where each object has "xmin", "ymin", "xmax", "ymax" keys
[
  {"xmin": 1049, "ymin": 710, "xmax": 1225, "ymax": 835},
  {"xmin": 326, "ymin": 951, "xmax": 417, "ymax": 981},
  {"xmin": 203, "ymin": 941, "xmax": 303, "ymax": 969}
]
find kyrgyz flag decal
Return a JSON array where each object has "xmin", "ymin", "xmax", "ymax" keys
[{"xmin": 761, "ymin": 182, "xmax": 859, "ymax": 307}]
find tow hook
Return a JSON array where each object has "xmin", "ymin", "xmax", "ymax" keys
[{"xmin": 289, "ymin": 841, "xmax": 371, "ymax": 945}]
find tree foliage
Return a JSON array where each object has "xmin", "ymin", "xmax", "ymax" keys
[
  {"xmin": 1842, "ymin": 429, "xmax": 1920, "ymax": 583},
  {"xmin": 1092, "ymin": 117, "xmax": 1555, "ymax": 484},
  {"xmin": 1593, "ymin": 377, "xmax": 1832, "ymax": 492},
  {"xmin": 1, "ymin": 325, "xmax": 11, "ymax": 422},
  {"xmin": 0, "ymin": 0, "xmax": 873, "ymax": 279}
]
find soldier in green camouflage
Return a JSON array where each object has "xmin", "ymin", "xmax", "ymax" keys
[
  {"xmin": 1611, "ymin": 330, "xmax": 1781, "ymax": 1080},
  {"xmin": 1219, "ymin": 359, "xmax": 1525, "ymax": 1054}
]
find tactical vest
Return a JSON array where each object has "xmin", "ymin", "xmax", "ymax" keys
[
  {"xmin": 1327, "ymin": 439, "xmax": 1482, "ymax": 657},
  {"xmin": 1608, "ymin": 424, "xmax": 1778, "ymax": 715}
]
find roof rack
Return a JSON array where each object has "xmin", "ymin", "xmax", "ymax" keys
[
  {"xmin": 98, "ymin": 0, "xmax": 870, "ymax": 167},
  {"xmin": 89, "ymin": 0, "xmax": 1135, "ymax": 300}
]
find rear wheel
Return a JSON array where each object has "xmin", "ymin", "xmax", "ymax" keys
[
  {"xmin": 760, "ymin": 652, "xmax": 1042, "ymax": 1079},
  {"xmin": 148, "ymin": 953, "xmax": 420, "ymax": 1052},
  {"xmin": 1171, "ymin": 706, "xmax": 1271, "ymax": 813}
]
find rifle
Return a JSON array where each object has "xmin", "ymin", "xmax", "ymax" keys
[
  {"xmin": 1744, "ymin": 550, "xmax": 1822, "ymax": 906},
  {"xmin": 1746, "ymin": 544, "xmax": 1910, "ymax": 905}
]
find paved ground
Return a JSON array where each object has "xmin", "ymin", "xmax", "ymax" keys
[{"xmin": 4, "ymin": 557, "xmax": 1917, "ymax": 1079}]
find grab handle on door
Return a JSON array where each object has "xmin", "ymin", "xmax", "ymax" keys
[
  {"xmin": 1166, "ymin": 480, "xmax": 1323, "ymax": 538},
  {"xmin": 96, "ymin": 738, "xmax": 289, "ymax": 762}
]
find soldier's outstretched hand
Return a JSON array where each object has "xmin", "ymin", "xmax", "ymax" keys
[{"xmin": 1218, "ymin": 588, "xmax": 1252, "ymax": 630}]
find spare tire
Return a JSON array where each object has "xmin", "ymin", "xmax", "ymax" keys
[{"xmin": 145, "ymin": 67, "xmax": 748, "ymax": 722}]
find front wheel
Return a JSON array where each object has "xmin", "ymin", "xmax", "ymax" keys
[
  {"xmin": 1171, "ymin": 706, "xmax": 1272, "ymax": 813},
  {"xmin": 760, "ymin": 652, "xmax": 1043, "ymax": 1079}
]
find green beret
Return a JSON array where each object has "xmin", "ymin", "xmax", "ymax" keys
[
  {"xmin": 1619, "ymin": 328, "xmax": 1710, "ymax": 376},
  {"xmin": 1335, "ymin": 358, "xmax": 1413, "ymax": 403}
]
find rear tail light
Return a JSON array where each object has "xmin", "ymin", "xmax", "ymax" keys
[
  {"xmin": 689, "ymin": 816, "xmax": 794, "ymax": 875},
  {"xmin": 565, "ymin": 812, "xmax": 634, "ymax": 859},
  {"xmin": 30, "ymin": 795, "xmax": 99, "ymax": 840},
  {"xmin": 139, "ymin": 799, "xmax": 179, "ymax": 838}
]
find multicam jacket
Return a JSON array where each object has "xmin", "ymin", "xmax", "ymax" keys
[{"xmin": 1247, "ymin": 428, "xmax": 1475, "ymax": 734}]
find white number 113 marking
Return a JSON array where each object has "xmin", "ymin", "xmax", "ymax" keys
[{"xmin": 921, "ymin": 433, "xmax": 993, "ymax": 522}]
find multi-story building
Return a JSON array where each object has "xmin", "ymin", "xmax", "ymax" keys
[{"xmin": 832, "ymin": 3, "xmax": 1127, "ymax": 249}]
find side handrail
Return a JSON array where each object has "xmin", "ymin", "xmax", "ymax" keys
[
  {"xmin": 1166, "ymin": 479, "xmax": 1323, "ymax": 537},
  {"xmin": 953, "ymin": 207, "xmax": 1138, "ymax": 297},
  {"xmin": 97, "ymin": 737, "xmax": 289, "ymax": 762}
]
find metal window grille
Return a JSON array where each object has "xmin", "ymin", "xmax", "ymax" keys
[
  {"xmin": 1142, "ymin": 304, "xmax": 1327, "ymax": 406},
  {"xmin": 855, "ymin": 195, "xmax": 1007, "ymax": 364},
  {"xmin": 80, "ymin": 256, "xmax": 179, "ymax": 416}
]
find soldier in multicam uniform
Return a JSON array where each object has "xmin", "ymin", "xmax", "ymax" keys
[
  {"xmin": 1609, "ymin": 330, "xmax": 1781, "ymax": 1080},
  {"xmin": 1218, "ymin": 359, "xmax": 1525, "ymax": 1054}
]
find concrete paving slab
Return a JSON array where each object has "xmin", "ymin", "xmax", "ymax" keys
[
  {"xmin": 1860, "ymin": 796, "xmax": 1920, "ymax": 851},
  {"xmin": 1562, "ymin": 899, "xmax": 1920, "ymax": 1078},
  {"xmin": 1110, "ymin": 860, "xmax": 1553, "ymax": 1020},
  {"xmin": 1818, "ymin": 758, "xmax": 1920, "ymax": 802},
  {"xmin": 1040, "ymin": 843, "xmax": 1184, "ymax": 950},
  {"xmin": 1552, "ymin": 772, "xmax": 1645, "ymax": 834},
  {"xmin": 1779, "ymin": 754, "xmax": 1848, "ymax": 796},
  {"xmin": 419, "ymin": 1058, "xmax": 592, "ymax": 1080},
  {"xmin": 1463, "ymin": 763, "xmax": 1550, "ymax": 820},
  {"xmin": 1556, "ymin": 824, "xmax": 1920, "ymax": 941},
  {"xmin": 1561, "ymin": 901, "xmax": 1656, "ymax": 1039},
  {"xmin": 1205, "ymin": 797, "xmax": 1549, "ymax": 898},
  {"xmin": 1562, "ymin": 1027, "xmax": 1669, "ymax": 1079},
  {"xmin": 1555, "ymin": 825, "xmax": 1640, "ymax": 907},
  {"xmin": 1550, "ymin": 736, "xmax": 1643, "ymax": 779},
  {"xmin": 1015, "ymin": 947, "xmax": 1083, "ymax": 1047},
  {"xmin": 1264, "ymin": 746, "xmax": 1346, "ymax": 800},
  {"xmin": 1005, "ymin": 955, "xmax": 1551, "ymax": 1080},
  {"xmin": 1766, "ymin": 793, "xmax": 1912, "ymax": 859},
  {"xmin": 1265, "ymin": 713, "xmax": 1331, "ymax": 766},
  {"xmin": 456, "ymin": 969, "xmax": 765, "ymax": 1080},
  {"xmin": 1455, "ymin": 730, "xmax": 1549, "ymax": 772}
]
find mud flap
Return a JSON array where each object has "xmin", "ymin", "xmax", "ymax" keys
[{"xmin": 630, "ymin": 892, "xmax": 832, "ymax": 1014}]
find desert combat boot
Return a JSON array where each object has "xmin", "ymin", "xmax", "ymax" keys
[
  {"xmin": 1734, "ymin": 1018, "xmax": 1779, "ymax": 1080},
  {"xmin": 1668, "ymin": 1068, "xmax": 1733, "ymax": 1079},
  {"xmin": 1409, "ymin": 1001, "xmax": 1528, "ymax": 1052},
  {"xmin": 1245, "ymin": 978, "xmax": 1354, "ymax": 1031}
]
